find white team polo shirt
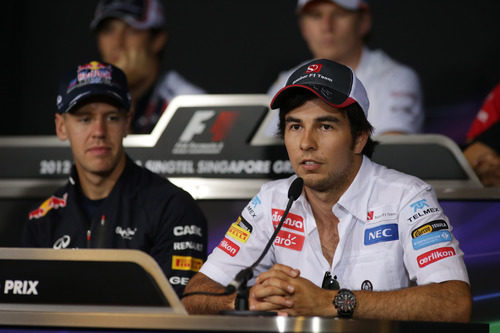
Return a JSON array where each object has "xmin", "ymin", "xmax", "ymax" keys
[{"xmin": 200, "ymin": 157, "xmax": 469, "ymax": 291}]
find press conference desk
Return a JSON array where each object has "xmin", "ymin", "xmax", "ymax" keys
[{"xmin": 0, "ymin": 304, "xmax": 489, "ymax": 332}]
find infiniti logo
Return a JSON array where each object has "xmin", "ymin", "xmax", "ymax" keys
[{"xmin": 53, "ymin": 235, "xmax": 70, "ymax": 249}]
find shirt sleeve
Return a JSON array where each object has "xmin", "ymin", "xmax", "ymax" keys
[
  {"xmin": 151, "ymin": 189, "xmax": 208, "ymax": 297},
  {"xmin": 398, "ymin": 188, "xmax": 470, "ymax": 285},
  {"xmin": 200, "ymin": 191, "xmax": 274, "ymax": 287},
  {"xmin": 466, "ymin": 84, "xmax": 500, "ymax": 142}
]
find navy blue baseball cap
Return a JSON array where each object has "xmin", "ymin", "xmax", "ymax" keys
[
  {"xmin": 56, "ymin": 61, "xmax": 131, "ymax": 114},
  {"xmin": 90, "ymin": 0, "xmax": 165, "ymax": 31},
  {"xmin": 270, "ymin": 59, "xmax": 369, "ymax": 117}
]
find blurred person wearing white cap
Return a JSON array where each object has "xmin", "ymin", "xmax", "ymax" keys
[
  {"xmin": 182, "ymin": 59, "xmax": 470, "ymax": 321},
  {"xmin": 267, "ymin": 0, "xmax": 423, "ymax": 136},
  {"xmin": 91, "ymin": 0, "xmax": 205, "ymax": 134}
]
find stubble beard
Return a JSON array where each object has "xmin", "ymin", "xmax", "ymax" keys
[{"xmin": 302, "ymin": 154, "xmax": 355, "ymax": 194}]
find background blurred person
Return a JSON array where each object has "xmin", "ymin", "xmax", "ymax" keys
[
  {"xmin": 267, "ymin": 0, "xmax": 423, "ymax": 136},
  {"xmin": 91, "ymin": 0, "xmax": 205, "ymax": 133},
  {"xmin": 464, "ymin": 83, "xmax": 500, "ymax": 187}
]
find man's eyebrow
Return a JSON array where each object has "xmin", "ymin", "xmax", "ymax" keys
[
  {"xmin": 285, "ymin": 116, "xmax": 302, "ymax": 123},
  {"xmin": 316, "ymin": 115, "xmax": 340, "ymax": 123}
]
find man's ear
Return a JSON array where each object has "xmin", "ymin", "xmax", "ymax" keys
[
  {"xmin": 55, "ymin": 113, "xmax": 68, "ymax": 141},
  {"xmin": 358, "ymin": 9, "xmax": 372, "ymax": 39},
  {"xmin": 124, "ymin": 110, "xmax": 133, "ymax": 137},
  {"xmin": 353, "ymin": 130, "xmax": 369, "ymax": 154},
  {"xmin": 152, "ymin": 31, "xmax": 167, "ymax": 55}
]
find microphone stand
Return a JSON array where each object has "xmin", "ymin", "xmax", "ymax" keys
[{"xmin": 221, "ymin": 177, "xmax": 303, "ymax": 316}]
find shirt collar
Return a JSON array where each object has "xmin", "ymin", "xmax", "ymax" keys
[{"xmin": 336, "ymin": 155, "xmax": 374, "ymax": 223}]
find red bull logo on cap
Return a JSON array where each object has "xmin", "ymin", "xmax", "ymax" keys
[
  {"xmin": 28, "ymin": 193, "xmax": 68, "ymax": 220},
  {"xmin": 76, "ymin": 61, "xmax": 112, "ymax": 83}
]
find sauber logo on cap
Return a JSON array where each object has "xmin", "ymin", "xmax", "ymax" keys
[
  {"xmin": 417, "ymin": 247, "xmax": 456, "ymax": 268},
  {"xmin": 306, "ymin": 64, "xmax": 322, "ymax": 73},
  {"xmin": 218, "ymin": 237, "xmax": 240, "ymax": 257}
]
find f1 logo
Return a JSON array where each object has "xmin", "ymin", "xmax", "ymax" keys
[
  {"xmin": 306, "ymin": 64, "xmax": 322, "ymax": 73},
  {"xmin": 179, "ymin": 110, "xmax": 215, "ymax": 142}
]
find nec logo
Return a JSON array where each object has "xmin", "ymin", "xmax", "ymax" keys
[
  {"xmin": 364, "ymin": 224, "xmax": 399, "ymax": 245},
  {"xmin": 306, "ymin": 64, "xmax": 322, "ymax": 73},
  {"xmin": 3, "ymin": 280, "xmax": 39, "ymax": 295}
]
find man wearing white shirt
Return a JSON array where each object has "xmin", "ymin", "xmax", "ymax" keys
[
  {"xmin": 267, "ymin": 0, "xmax": 423, "ymax": 136},
  {"xmin": 182, "ymin": 59, "xmax": 470, "ymax": 321}
]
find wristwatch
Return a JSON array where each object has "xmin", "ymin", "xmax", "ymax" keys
[{"xmin": 333, "ymin": 288, "xmax": 356, "ymax": 318}]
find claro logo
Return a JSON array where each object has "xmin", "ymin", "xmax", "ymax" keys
[{"xmin": 2, "ymin": 280, "xmax": 39, "ymax": 295}]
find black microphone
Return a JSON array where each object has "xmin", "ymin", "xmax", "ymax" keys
[{"xmin": 225, "ymin": 177, "xmax": 304, "ymax": 295}]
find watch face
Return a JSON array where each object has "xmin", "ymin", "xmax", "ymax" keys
[{"xmin": 335, "ymin": 289, "xmax": 356, "ymax": 316}]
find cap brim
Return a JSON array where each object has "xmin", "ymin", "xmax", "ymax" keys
[
  {"xmin": 270, "ymin": 84, "xmax": 356, "ymax": 110},
  {"xmin": 64, "ymin": 89, "xmax": 129, "ymax": 114}
]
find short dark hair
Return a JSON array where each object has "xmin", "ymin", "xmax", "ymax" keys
[{"xmin": 277, "ymin": 90, "xmax": 377, "ymax": 157}]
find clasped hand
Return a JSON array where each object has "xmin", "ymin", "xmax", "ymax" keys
[{"xmin": 248, "ymin": 264, "xmax": 335, "ymax": 317}]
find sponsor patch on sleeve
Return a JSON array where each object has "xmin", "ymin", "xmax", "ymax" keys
[
  {"xmin": 411, "ymin": 220, "xmax": 448, "ymax": 239},
  {"xmin": 171, "ymin": 255, "xmax": 203, "ymax": 272},
  {"xmin": 417, "ymin": 247, "xmax": 456, "ymax": 267},
  {"xmin": 226, "ymin": 219, "xmax": 251, "ymax": 244},
  {"xmin": 412, "ymin": 230, "xmax": 451, "ymax": 250},
  {"xmin": 406, "ymin": 199, "xmax": 441, "ymax": 223},
  {"xmin": 218, "ymin": 237, "xmax": 240, "ymax": 257},
  {"xmin": 28, "ymin": 193, "xmax": 67, "ymax": 220}
]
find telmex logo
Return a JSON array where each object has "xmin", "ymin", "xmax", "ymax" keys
[
  {"xmin": 3, "ymin": 280, "xmax": 39, "ymax": 295},
  {"xmin": 171, "ymin": 255, "xmax": 203, "ymax": 272},
  {"xmin": 218, "ymin": 237, "xmax": 240, "ymax": 257},
  {"xmin": 29, "ymin": 193, "xmax": 67, "ymax": 220},
  {"xmin": 417, "ymin": 247, "xmax": 456, "ymax": 268},
  {"xmin": 251, "ymin": 195, "xmax": 262, "ymax": 208},
  {"xmin": 274, "ymin": 230, "xmax": 304, "ymax": 251},
  {"xmin": 226, "ymin": 223, "xmax": 250, "ymax": 243},
  {"xmin": 271, "ymin": 209, "xmax": 304, "ymax": 232},
  {"xmin": 364, "ymin": 224, "xmax": 399, "ymax": 245},
  {"xmin": 410, "ymin": 199, "xmax": 429, "ymax": 212},
  {"xmin": 411, "ymin": 220, "xmax": 448, "ymax": 239}
]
